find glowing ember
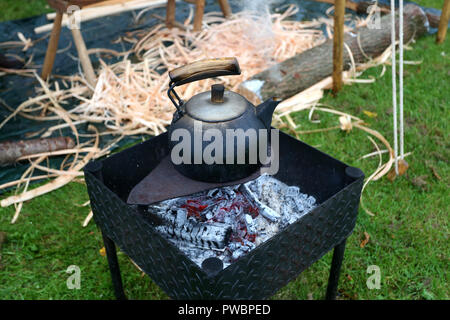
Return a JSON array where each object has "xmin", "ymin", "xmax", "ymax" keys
[{"xmin": 146, "ymin": 174, "xmax": 316, "ymax": 268}]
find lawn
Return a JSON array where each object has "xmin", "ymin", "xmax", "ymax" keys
[{"xmin": 0, "ymin": 0, "xmax": 448, "ymax": 300}]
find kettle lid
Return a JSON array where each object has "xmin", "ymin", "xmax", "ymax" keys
[{"xmin": 184, "ymin": 84, "xmax": 250, "ymax": 122}]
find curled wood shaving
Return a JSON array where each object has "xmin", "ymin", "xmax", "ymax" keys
[
  {"xmin": 82, "ymin": 210, "xmax": 93, "ymax": 227},
  {"xmin": 72, "ymin": 6, "xmax": 328, "ymax": 136},
  {"xmin": 0, "ymin": 5, "xmax": 405, "ymax": 221}
]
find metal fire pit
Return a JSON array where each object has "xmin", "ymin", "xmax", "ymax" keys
[{"xmin": 84, "ymin": 130, "xmax": 364, "ymax": 300}]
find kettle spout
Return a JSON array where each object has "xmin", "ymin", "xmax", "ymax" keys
[{"xmin": 256, "ymin": 97, "xmax": 281, "ymax": 129}]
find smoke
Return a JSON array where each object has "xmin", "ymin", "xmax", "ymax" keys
[{"xmin": 238, "ymin": 0, "xmax": 284, "ymax": 82}]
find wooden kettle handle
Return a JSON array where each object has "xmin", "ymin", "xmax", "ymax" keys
[{"xmin": 169, "ymin": 57, "xmax": 241, "ymax": 86}]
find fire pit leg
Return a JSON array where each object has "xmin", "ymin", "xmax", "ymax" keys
[
  {"xmin": 85, "ymin": 161, "xmax": 126, "ymax": 299},
  {"xmin": 102, "ymin": 232, "xmax": 127, "ymax": 300},
  {"xmin": 325, "ymin": 238, "xmax": 347, "ymax": 300}
]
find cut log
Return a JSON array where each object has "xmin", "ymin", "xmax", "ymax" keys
[
  {"xmin": 312, "ymin": 0, "xmax": 443, "ymax": 28},
  {"xmin": 238, "ymin": 4, "xmax": 429, "ymax": 103},
  {"xmin": 0, "ymin": 137, "xmax": 75, "ymax": 166}
]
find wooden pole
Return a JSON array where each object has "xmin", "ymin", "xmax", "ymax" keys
[
  {"xmin": 332, "ymin": 0, "xmax": 346, "ymax": 94},
  {"xmin": 41, "ymin": 10, "xmax": 63, "ymax": 80},
  {"xmin": 70, "ymin": 23, "xmax": 97, "ymax": 87},
  {"xmin": 217, "ymin": 0, "xmax": 232, "ymax": 18},
  {"xmin": 166, "ymin": 0, "xmax": 176, "ymax": 28},
  {"xmin": 436, "ymin": 0, "xmax": 450, "ymax": 44},
  {"xmin": 193, "ymin": 0, "xmax": 205, "ymax": 32}
]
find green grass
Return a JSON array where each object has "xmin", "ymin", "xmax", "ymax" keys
[
  {"xmin": 0, "ymin": 0, "xmax": 449, "ymax": 300},
  {"xmin": 0, "ymin": 0, "xmax": 52, "ymax": 22}
]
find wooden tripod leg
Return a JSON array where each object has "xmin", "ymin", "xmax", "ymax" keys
[
  {"xmin": 41, "ymin": 11, "xmax": 63, "ymax": 81},
  {"xmin": 436, "ymin": 0, "xmax": 450, "ymax": 44},
  {"xmin": 70, "ymin": 22, "xmax": 96, "ymax": 87},
  {"xmin": 193, "ymin": 0, "xmax": 205, "ymax": 32},
  {"xmin": 217, "ymin": 0, "xmax": 232, "ymax": 18},
  {"xmin": 166, "ymin": 0, "xmax": 176, "ymax": 29}
]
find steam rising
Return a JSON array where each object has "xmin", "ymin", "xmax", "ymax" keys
[{"xmin": 238, "ymin": 0, "xmax": 284, "ymax": 81}]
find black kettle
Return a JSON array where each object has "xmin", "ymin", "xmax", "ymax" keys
[{"xmin": 167, "ymin": 57, "xmax": 280, "ymax": 183}]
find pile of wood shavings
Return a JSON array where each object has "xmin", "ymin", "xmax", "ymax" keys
[
  {"xmin": 0, "ymin": 5, "xmax": 398, "ymax": 222},
  {"xmin": 71, "ymin": 5, "xmax": 327, "ymax": 136}
]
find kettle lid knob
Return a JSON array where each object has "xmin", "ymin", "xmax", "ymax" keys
[{"xmin": 211, "ymin": 84, "xmax": 225, "ymax": 103}]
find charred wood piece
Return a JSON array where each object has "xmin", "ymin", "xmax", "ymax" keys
[
  {"xmin": 147, "ymin": 206, "xmax": 232, "ymax": 250},
  {"xmin": 240, "ymin": 183, "xmax": 281, "ymax": 222}
]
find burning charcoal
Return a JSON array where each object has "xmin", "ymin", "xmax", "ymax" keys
[
  {"xmin": 244, "ymin": 214, "xmax": 257, "ymax": 235},
  {"xmin": 171, "ymin": 241, "xmax": 222, "ymax": 267},
  {"xmin": 306, "ymin": 195, "xmax": 316, "ymax": 206},
  {"xmin": 285, "ymin": 186, "xmax": 300, "ymax": 197},
  {"xmin": 228, "ymin": 241, "xmax": 241, "ymax": 252},
  {"xmin": 240, "ymin": 183, "xmax": 281, "ymax": 222},
  {"xmin": 205, "ymin": 211, "xmax": 214, "ymax": 220},
  {"xmin": 207, "ymin": 188, "xmax": 219, "ymax": 197},
  {"xmin": 230, "ymin": 239, "xmax": 255, "ymax": 261},
  {"xmin": 224, "ymin": 214, "xmax": 235, "ymax": 225},
  {"xmin": 176, "ymin": 209, "xmax": 188, "ymax": 226},
  {"xmin": 294, "ymin": 198, "xmax": 306, "ymax": 212},
  {"xmin": 145, "ymin": 174, "xmax": 317, "ymax": 269},
  {"xmin": 252, "ymin": 215, "xmax": 279, "ymax": 243},
  {"xmin": 231, "ymin": 248, "xmax": 244, "ymax": 261},
  {"xmin": 242, "ymin": 239, "xmax": 256, "ymax": 250},
  {"xmin": 147, "ymin": 205, "xmax": 232, "ymax": 249},
  {"xmin": 155, "ymin": 219, "xmax": 232, "ymax": 250}
]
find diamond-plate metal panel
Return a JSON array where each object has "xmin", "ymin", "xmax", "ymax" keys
[{"xmin": 84, "ymin": 131, "xmax": 364, "ymax": 299}]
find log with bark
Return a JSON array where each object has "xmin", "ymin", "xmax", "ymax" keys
[
  {"xmin": 0, "ymin": 137, "xmax": 75, "ymax": 166},
  {"xmin": 238, "ymin": 4, "xmax": 429, "ymax": 103},
  {"xmin": 311, "ymin": 0, "xmax": 443, "ymax": 29}
]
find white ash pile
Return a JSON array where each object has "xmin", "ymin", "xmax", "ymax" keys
[{"xmin": 146, "ymin": 174, "xmax": 316, "ymax": 268}]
